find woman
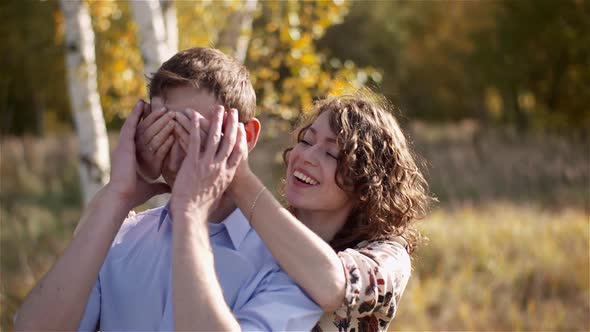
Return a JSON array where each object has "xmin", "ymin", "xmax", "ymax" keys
[{"xmin": 227, "ymin": 90, "xmax": 432, "ymax": 331}]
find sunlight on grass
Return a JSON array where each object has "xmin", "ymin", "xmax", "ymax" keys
[{"xmin": 394, "ymin": 203, "xmax": 589, "ymax": 331}]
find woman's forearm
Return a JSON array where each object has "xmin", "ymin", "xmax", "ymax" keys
[
  {"xmin": 172, "ymin": 210, "xmax": 240, "ymax": 331},
  {"xmin": 15, "ymin": 185, "xmax": 131, "ymax": 331},
  {"xmin": 230, "ymin": 170, "xmax": 346, "ymax": 312}
]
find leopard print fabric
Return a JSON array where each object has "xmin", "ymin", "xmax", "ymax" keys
[{"xmin": 313, "ymin": 238, "xmax": 411, "ymax": 332}]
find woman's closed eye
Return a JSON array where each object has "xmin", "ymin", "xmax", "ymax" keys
[
  {"xmin": 299, "ymin": 138, "xmax": 312, "ymax": 146},
  {"xmin": 326, "ymin": 151, "xmax": 338, "ymax": 159},
  {"xmin": 299, "ymin": 137, "xmax": 339, "ymax": 159}
]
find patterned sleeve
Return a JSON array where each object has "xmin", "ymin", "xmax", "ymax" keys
[{"xmin": 335, "ymin": 238, "xmax": 412, "ymax": 323}]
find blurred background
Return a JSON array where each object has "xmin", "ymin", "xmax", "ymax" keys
[{"xmin": 1, "ymin": 0, "xmax": 588, "ymax": 330}]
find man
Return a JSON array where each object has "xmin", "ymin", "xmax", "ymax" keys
[{"xmin": 15, "ymin": 48, "xmax": 322, "ymax": 331}]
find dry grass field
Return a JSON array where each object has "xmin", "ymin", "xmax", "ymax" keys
[
  {"xmin": 1, "ymin": 122, "xmax": 588, "ymax": 330},
  {"xmin": 396, "ymin": 204, "xmax": 588, "ymax": 331}
]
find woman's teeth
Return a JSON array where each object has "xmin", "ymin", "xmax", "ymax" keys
[{"xmin": 294, "ymin": 171, "xmax": 319, "ymax": 185}]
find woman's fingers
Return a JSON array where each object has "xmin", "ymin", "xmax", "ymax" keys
[
  {"xmin": 148, "ymin": 118, "xmax": 175, "ymax": 152},
  {"xmin": 180, "ymin": 108, "xmax": 210, "ymax": 135},
  {"xmin": 187, "ymin": 110, "xmax": 202, "ymax": 164},
  {"xmin": 142, "ymin": 112, "xmax": 175, "ymax": 147},
  {"xmin": 136, "ymin": 108, "xmax": 168, "ymax": 155},
  {"xmin": 155, "ymin": 134, "xmax": 175, "ymax": 162},
  {"xmin": 137, "ymin": 106, "xmax": 167, "ymax": 136},
  {"xmin": 176, "ymin": 109, "xmax": 193, "ymax": 134},
  {"xmin": 175, "ymin": 123, "xmax": 189, "ymax": 153},
  {"xmin": 121, "ymin": 100, "xmax": 144, "ymax": 148},
  {"xmin": 177, "ymin": 109, "xmax": 209, "ymax": 151},
  {"xmin": 174, "ymin": 110, "xmax": 192, "ymax": 152},
  {"xmin": 216, "ymin": 108, "xmax": 239, "ymax": 162},
  {"xmin": 227, "ymin": 123, "xmax": 247, "ymax": 168},
  {"xmin": 203, "ymin": 106, "xmax": 224, "ymax": 161},
  {"xmin": 179, "ymin": 105, "xmax": 243, "ymax": 168}
]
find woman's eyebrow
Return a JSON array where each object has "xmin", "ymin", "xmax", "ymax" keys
[{"xmin": 308, "ymin": 127, "xmax": 337, "ymax": 144}]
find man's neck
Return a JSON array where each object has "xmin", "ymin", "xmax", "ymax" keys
[{"xmin": 207, "ymin": 193, "xmax": 237, "ymax": 224}]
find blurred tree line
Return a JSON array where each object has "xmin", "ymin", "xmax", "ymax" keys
[
  {"xmin": 1, "ymin": 0, "xmax": 589, "ymax": 136},
  {"xmin": 320, "ymin": 0, "xmax": 590, "ymax": 132}
]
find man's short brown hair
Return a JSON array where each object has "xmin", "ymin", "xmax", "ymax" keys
[{"xmin": 148, "ymin": 47, "xmax": 256, "ymax": 121}]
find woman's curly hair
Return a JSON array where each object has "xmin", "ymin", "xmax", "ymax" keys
[{"xmin": 284, "ymin": 90, "xmax": 432, "ymax": 254}]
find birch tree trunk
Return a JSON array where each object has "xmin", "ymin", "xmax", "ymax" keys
[
  {"xmin": 130, "ymin": 0, "xmax": 176, "ymax": 77},
  {"xmin": 160, "ymin": 0, "xmax": 178, "ymax": 54},
  {"xmin": 217, "ymin": 0, "xmax": 258, "ymax": 63},
  {"xmin": 61, "ymin": 0, "xmax": 110, "ymax": 205}
]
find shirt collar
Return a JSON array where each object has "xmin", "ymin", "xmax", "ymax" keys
[
  {"xmin": 157, "ymin": 202, "xmax": 171, "ymax": 231},
  {"xmin": 222, "ymin": 208, "xmax": 251, "ymax": 250},
  {"xmin": 158, "ymin": 203, "xmax": 250, "ymax": 250}
]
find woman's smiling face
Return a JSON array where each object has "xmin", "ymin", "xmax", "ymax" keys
[{"xmin": 285, "ymin": 111, "xmax": 353, "ymax": 216}]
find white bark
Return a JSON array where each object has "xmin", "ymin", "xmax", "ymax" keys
[
  {"xmin": 60, "ymin": 0, "xmax": 110, "ymax": 205},
  {"xmin": 160, "ymin": 0, "xmax": 178, "ymax": 54},
  {"xmin": 130, "ymin": 0, "xmax": 175, "ymax": 77},
  {"xmin": 217, "ymin": 0, "xmax": 258, "ymax": 63}
]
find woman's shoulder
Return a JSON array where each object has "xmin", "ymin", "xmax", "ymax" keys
[
  {"xmin": 341, "ymin": 237, "xmax": 412, "ymax": 274},
  {"xmin": 354, "ymin": 237, "xmax": 410, "ymax": 252},
  {"xmin": 325, "ymin": 237, "xmax": 411, "ymax": 331}
]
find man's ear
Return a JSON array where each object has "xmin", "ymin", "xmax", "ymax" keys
[{"xmin": 244, "ymin": 118, "xmax": 261, "ymax": 152}]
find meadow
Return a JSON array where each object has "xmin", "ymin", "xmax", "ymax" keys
[{"xmin": 1, "ymin": 121, "xmax": 588, "ymax": 331}]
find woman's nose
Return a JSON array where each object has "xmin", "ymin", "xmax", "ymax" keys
[{"xmin": 302, "ymin": 145, "xmax": 319, "ymax": 166}]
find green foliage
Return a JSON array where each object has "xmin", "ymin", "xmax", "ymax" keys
[
  {"xmin": 176, "ymin": 0, "xmax": 234, "ymax": 48},
  {"xmin": 88, "ymin": 1, "xmax": 146, "ymax": 125},
  {"xmin": 473, "ymin": 0, "xmax": 590, "ymax": 132},
  {"xmin": 320, "ymin": 0, "xmax": 590, "ymax": 133},
  {"xmin": 246, "ymin": 0, "xmax": 378, "ymax": 124},
  {"xmin": 320, "ymin": 1, "xmax": 492, "ymax": 121},
  {"xmin": 3, "ymin": 0, "xmax": 589, "ymax": 135},
  {"xmin": 0, "ymin": 1, "xmax": 373, "ymax": 134},
  {"xmin": 0, "ymin": 0, "xmax": 70, "ymax": 135}
]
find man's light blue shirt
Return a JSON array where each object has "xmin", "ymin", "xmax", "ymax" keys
[{"xmin": 78, "ymin": 206, "xmax": 322, "ymax": 331}]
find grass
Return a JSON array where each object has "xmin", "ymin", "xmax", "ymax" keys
[
  {"xmin": 1, "ymin": 123, "xmax": 589, "ymax": 331},
  {"xmin": 395, "ymin": 203, "xmax": 589, "ymax": 331},
  {"xmin": 1, "ymin": 135, "xmax": 82, "ymax": 329}
]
